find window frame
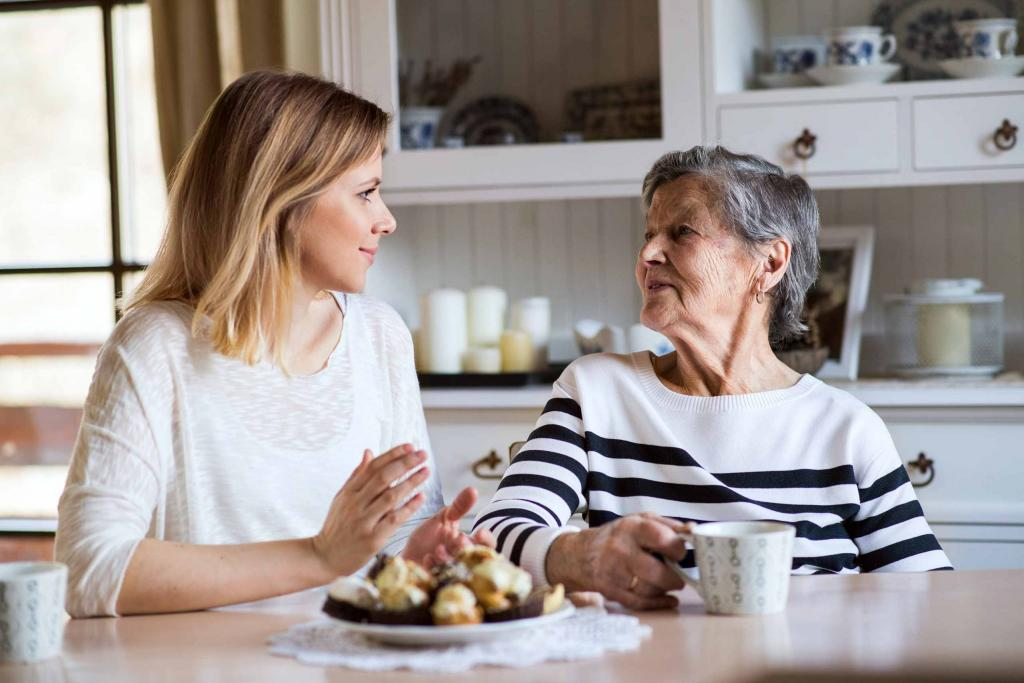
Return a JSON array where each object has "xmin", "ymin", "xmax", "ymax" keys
[{"xmin": 0, "ymin": 0, "xmax": 151, "ymax": 320}]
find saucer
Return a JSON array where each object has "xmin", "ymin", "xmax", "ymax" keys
[
  {"xmin": 757, "ymin": 72, "xmax": 816, "ymax": 89},
  {"xmin": 806, "ymin": 63, "xmax": 902, "ymax": 86},
  {"xmin": 939, "ymin": 56, "xmax": 1024, "ymax": 79}
]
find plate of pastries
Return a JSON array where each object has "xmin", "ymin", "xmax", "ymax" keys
[{"xmin": 322, "ymin": 546, "xmax": 571, "ymax": 645}]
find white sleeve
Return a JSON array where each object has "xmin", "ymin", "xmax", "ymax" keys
[{"xmin": 54, "ymin": 343, "xmax": 163, "ymax": 617}]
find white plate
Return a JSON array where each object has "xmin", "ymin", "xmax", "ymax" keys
[
  {"xmin": 757, "ymin": 72, "xmax": 816, "ymax": 89},
  {"xmin": 332, "ymin": 602, "xmax": 575, "ymax": 646},
  {"xmin": 806, "ymin": 63, "xmax": 902, "ymax": 86},
  {"xmin": 939, "ymin": 55, "xmax": 1024, "ymax": 78}
]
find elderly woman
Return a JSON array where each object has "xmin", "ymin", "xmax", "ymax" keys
[{"xmin": 472, "ymin": 146, "xmax": 951, "ymax": 610}]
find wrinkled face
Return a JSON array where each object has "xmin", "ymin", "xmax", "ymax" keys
[
  {"xmin": 299, "ymin": 151, "xmax": 395, "ymax": 293},
  {"xmin": 636, "ymin": 176, "xmax": 760, "ymax": 338}
]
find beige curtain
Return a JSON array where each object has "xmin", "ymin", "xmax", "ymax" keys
[{"xmin": 149, "ymin": 0, "xmax": 285, "ymax": 178}]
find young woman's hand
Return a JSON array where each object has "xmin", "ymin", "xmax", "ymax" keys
[
  {"xmin": 311, "ymin": 444, "xmax": 429, "ymax": 577},
  {"xmin": 401, "ymin": 487, "xmax": 495, "ymax": 568}
]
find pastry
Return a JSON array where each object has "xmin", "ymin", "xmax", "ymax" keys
[
  {"xmin": 430, "ymin": 583, "xmax": 483, "ymax": 626},
  {"xmin": 321, "ymin": 576, "xmax": 379, "ymax": 623},
  {"xmin": 320, "ymin": 551, "xmax": 564, "ymax": 628}
]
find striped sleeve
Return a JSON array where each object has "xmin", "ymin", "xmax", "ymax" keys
[
  {"xmin": 471, "ymin": 379, "xmax": 587, "ymax": 586},
  {"xmin": 847, "ymin": 450, "xmax": 953, "ymax": 572}
]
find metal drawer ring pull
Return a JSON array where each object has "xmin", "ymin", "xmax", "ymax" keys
[
  {"xmin": 471, "ymin": 449, "xmax": 505, "ymax": 480},
  {"xmin": 994, "ymin": 119, "xmax": 1018, "ymax": 151},
  {"xmin": 906, "ymin": 452, "xmax": 935, "ymax": 488},
  {"xmin": 793, "ymin": 128, "xmax": 817, "ymax": 160}
]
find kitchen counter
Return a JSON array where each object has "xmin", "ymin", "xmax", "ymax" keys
[
  {"xmin": 5, "ymin": 570, "xmax": 1022, "ymax": 682},
  {"xmin": 421, "ymin": 376, "xmax": 1024, "ymax": 409}
]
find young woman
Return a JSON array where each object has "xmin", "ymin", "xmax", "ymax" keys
[{"xmin": 55, "ymin": 70, "xmax": 489, "ymax": 618}]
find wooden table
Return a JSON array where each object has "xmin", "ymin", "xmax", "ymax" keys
[{"xmin": 4, "ymin": 570, "xmax": 1023, "ymax": 682}]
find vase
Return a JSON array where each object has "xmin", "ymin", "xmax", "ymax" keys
[{"xmin": 399, "ymin": 106, "xmax": 444, "ymax": 149}]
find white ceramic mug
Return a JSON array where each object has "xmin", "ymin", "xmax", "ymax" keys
[
  {"xmin": 954, "ymin": 18, "xmax": 1018, "ymax": 59},
  {"xmin": 824, "ymin": 26, "xmax": 897, "ymax": 66},
  {"xmin": 664, "ymin": 521, "xmax": 795, "ymax": 615},
  {"xmin": 0, "ymin": 562, "xmax": 68, "ymax": 663}
]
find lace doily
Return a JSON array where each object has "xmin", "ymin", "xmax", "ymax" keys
[{"xmin": 268, "ymin": 607, "xmax": 651, "ymax": 673}]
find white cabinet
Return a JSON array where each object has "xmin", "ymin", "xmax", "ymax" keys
[
  {"xmin": 322, "ymin": 0, "xmax": 704, "ymax": 205},
  {"xmin": 718, "ymin": 99, "xmax": 900, "ymax": 175},
  {"xmin": 425, "ymin": 390, "xmax": 1024, "ymax": 571},
  {"xmin": 913, "ymin": 93, "xmax": 1024, "ymax": 171},
  {"xmin": 702, "ymin": 0, "xmax": 1024, "ymax": 189}
]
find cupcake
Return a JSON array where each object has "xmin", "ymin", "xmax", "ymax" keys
[
  {"xmin": 456, "ymin": 545, "xmax": 500, "ymax": 569},
  {"xmin": 369, "ymin": 556, "xmax": 436, "ymax": 625},
  {"xmin": 321, "ymin": 576, "xmax": 379, "ymax": 623},
  {"xmin": 431, "ymin": 561, "xmax": 472, "ymax": 589},
  {"xmin": 430, "ymin": 583, "xmax": 483, "ymax": 626},
  {"xmin": 467, "ymin": 556, "xmax": 541, "ymax": 622}
]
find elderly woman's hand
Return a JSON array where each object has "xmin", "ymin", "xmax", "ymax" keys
[{"xmin": 545, "ymin": 513, "xmax": 688, "ymax": 610}]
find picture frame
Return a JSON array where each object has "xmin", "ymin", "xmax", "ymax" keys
[{"xmin": 809, "ymin": 226, "xmax": 875, "ymax": 380}]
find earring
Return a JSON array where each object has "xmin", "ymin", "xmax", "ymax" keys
[{"xmin": 755, "ymin": 290, "xmax": 765, "ymax": 304}]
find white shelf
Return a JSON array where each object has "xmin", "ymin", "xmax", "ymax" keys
[
  {"xmin": 422, "ymin": 379, "xmax": 1024, "ymax": 410},
  {"xmin": 714, "ymin": 74, "xmax": 1024, "ymax": 106}
]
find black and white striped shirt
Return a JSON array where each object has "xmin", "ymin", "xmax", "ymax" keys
[{"xmin": 472, "ymin": 352, "xmax": 952, "ymax": 584}]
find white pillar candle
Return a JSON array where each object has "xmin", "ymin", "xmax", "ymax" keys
[
  {"xmin": 462, "ymin": 346, "xmax": 502, "ymax": 373},
  {"xmin": 467, "ymin": 286, "xmax": 508, "ymax": 347},
  {"xmin": 420, "ymin": 288, "xmax": 467, "ymax": 373},
  {"xmin": 917, "ymin": 303, "xmax": 971, "ymax": 367},
  {"xmin": 500, "ymin": 330, "xmax": 533, "ymax": 372},
  {"xmin": 510, "ymin": 297, "xmax": 551, "ymax": 371}
]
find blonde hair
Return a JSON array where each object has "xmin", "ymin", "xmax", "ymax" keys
[{"xmin": 123, "ymin": 70, "xmax": 390, "ymax": 369}]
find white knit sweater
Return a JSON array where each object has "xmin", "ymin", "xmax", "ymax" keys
[{"xmin": 55, "ymin": 293, "xmax": 443, "ymax": 617}]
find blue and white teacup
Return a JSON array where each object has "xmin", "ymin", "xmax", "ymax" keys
[
  {"xmin": 954, "ymin": 18, "xmax": 1018, "ymax": 59},
  {"xmin": 824, "ymin": 26, "xmax": 897, "ymax": 66},
  {"xmin": 771, "ymin": 35, "xmax": 827, "ymax": 74}
]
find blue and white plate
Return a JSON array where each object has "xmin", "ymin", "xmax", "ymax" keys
[{"xmin": 872, "ymin": 0, "xmax": 1018, "ymax": 78}]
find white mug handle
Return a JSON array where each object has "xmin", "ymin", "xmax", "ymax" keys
[
  {"xmin": 1002, "ymin": 28, "xmax": 1018, "ymax": 57},
  {"xmin": 879, "ymin": 34, "xmax": 897, "ymax": 62},
  {"xmin": 662, "ymin": 529, "xmax": 703, "ymax": 599}
]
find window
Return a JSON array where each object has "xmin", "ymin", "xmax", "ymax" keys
[{"xmin": 0, "ymin": 0, "xmax": 166, "ymax": 522}]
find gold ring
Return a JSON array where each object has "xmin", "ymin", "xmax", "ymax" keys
[{"xmin": 628, "ymin": 574, "xmax": 639, "ymax": 591}]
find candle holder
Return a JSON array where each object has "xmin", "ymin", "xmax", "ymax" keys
[{"xmin": 883, "ymin": 279, "xmax": 1004, "ymax": 377}]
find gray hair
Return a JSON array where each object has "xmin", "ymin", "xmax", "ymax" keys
[{"xmin": 641, "ymin": 146, "xmax": 820, "ymax": 344}]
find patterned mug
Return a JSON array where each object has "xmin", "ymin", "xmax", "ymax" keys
[
  {"xmin": 771, "ymin": 35, "xmax": 827, "ymax": 74},
  {"xmin": 953, "ymin": 19, "xmax": 1018, "ymax": 59},
  {"xmin": 824, "ymin": 26, "xmax": 897, "ymax": 66},
  {"xmin": 664, "ymin": 521, "xmax": 795, "ymax": 615},
  {"xmin": 0, "ymin": 562, "xmax": 68, "ymax": 663}
]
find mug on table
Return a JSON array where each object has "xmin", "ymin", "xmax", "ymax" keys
[
  {"xmin": 0, "ymin": 561, "xmax": 67, "ymax": 663},
  {"xmin": 663, "ymin": 521, "xmax": 796, "ymax": 616}
]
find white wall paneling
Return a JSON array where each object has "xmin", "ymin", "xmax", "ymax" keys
[{"xmin": 370, "ymin": 182, "xmax": 1024, "ymax": 370}]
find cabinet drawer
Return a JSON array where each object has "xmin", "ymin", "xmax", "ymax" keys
[
  {"xmin": 718, "ymin": 100, "xmax": 900, "ymax": 175},
  {"xmin": 884, "ymin": 420, "xmax": 1024, "ymax": 524},
  {"xmin": 913, "ymin": 94, "xmax": 1024, "ymax": 170},
  {"xmin": 424, "ymin": 409, "xmax": 538, "ymax": 514}
]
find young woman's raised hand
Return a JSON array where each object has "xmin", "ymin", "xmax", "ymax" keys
[{"xmin": 311, "ymin": 443, "xmax": 429, "ymax": 576}]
